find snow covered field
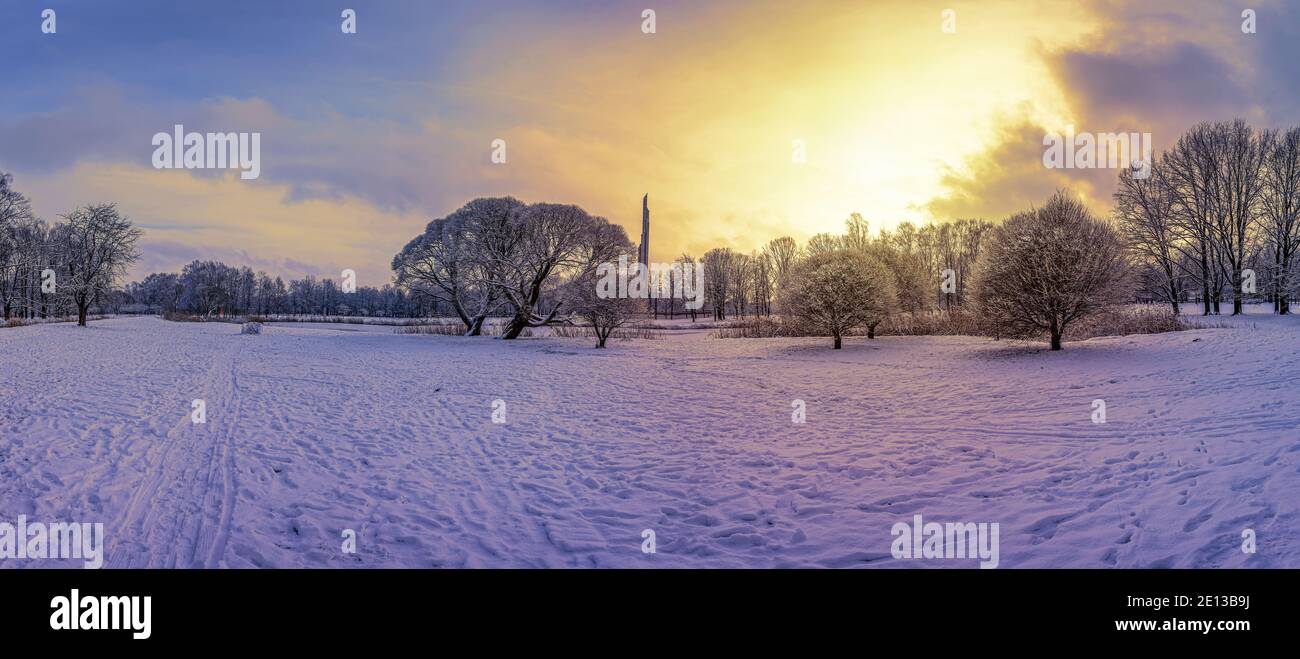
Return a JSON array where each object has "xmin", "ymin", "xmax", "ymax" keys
[{"xmin": 1, "ymin": 310, "xmax": 1297, "ymax": 568}]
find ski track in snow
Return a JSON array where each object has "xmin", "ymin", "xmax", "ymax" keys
[{"xmin": 1, "ymin": 311, "xmax": 1297, "ymax": 568}]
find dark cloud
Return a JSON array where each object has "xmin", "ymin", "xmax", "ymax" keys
[
  {"xmin": 922, "ymin": 119, "xmax": 1099, "ymax": 221},
  {"xmin": 1050, "ymin": 42, "xmax": 1256, "ymax": 141},
  {"xmin": 926, "ymin": 0, "xmax": 1300, "ymax": 222}
]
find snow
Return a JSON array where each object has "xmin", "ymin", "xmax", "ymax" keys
[{"xmin": 1, "ymin": 309, "xmax": 1297, "ymax": 568}]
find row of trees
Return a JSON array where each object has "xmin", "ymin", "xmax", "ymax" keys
[
  {"xmin": 0, "ymin": 174, "xmax": 141, "ymax": 326},
  {"xmin": 680, "ymin": 216, "xmax": 993, "ymax": 323},
  {"xmin": 780, "ymin": 191, "xmax": 1130, "ymax": 350},
  {"xmin": 11, "ymin": 116, "xmax": 1291, "ymax": 341},
  {"xmin": 1116, "ymin": 120, "xmax": 1300, "ymax": 315},
  {"xmin": 2, "ymin": 172, "xmax": 444, "ymax": 321},
  {"xmin": 124, "ymin": 263, "xmax": 437, "ymax": 319},
  {"xmin": 385, "ymin": 195, "xmax": 995, "ymax": 347}
]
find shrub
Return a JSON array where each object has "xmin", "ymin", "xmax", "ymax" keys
[
  {"xmin": 394, "ymin": 323, "xmax": 533, "ymax": 337},
  {"xmin": 394, "ymin": 323, "xmax": 470, "ymax": 336},
  {"xmin": 1063, "ymin": 305, "xmax": 1185, "ymax": 340}
]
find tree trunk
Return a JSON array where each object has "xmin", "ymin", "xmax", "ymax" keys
[
  {"xmin": 833, "ymin": 333, "xmax": 842, "ymax": 349},
  {"xmin": 502, "ymin": 313, "xmax": 528, "ymax": 339},
  {"xmin": 1049, "ymin": 320, "xmax": 1061, "ymax": 351},
  {"xmin": 1164, "ymin": 264, "xmax": 1180, "ymax": 316},
  {"xmin": 465, "ymin": 315, "xmax": 486, "ymax": 336},
  {"xmin": 77, "ymin": 304, "xmax": 88, "ymax": 327},
  {"xmin": 1232, "ymin": 267, "xmax": 1243, "ymax": 315},
  {"xmin": 867, "ymin": 322, "xmax": 877, "ymax": 339},
  {"xmin": 1200, "ymin": 248, "xmax": 1211, "ymax": 315},
  {"xmin": 1280, "ymin": 254, "xmax": 1292, "ymax": 315}
]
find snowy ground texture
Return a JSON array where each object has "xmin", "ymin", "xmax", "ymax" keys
[{"xmin": 1, "ymin": 307, "xmax": 1297, "ymax": 568}]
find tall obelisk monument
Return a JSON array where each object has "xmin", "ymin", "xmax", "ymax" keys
[
  {"xmin": 639, "ymin": 194, "xmax": 652, "ymax": 314},
  {"xmin": 638, "ymin": 194, "xmax": 649, "ymax": 266}
]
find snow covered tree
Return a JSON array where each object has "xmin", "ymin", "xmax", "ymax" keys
[
  {"xmin": 763, "ymin": 236, "xmax": 800, "ymax": 292},
  {"xmin": 700, "ymin": 247, "xmax": 737, "ymax": 321},
  {"xmin": 861, "ymin": 240, "xmax": 926, "ymax": 337},
  {"xmin": 479, "ymin": 202, "xmax": 628, "ymax": 339},
  {"xmin": 56, "ymin": 203, "xmax": 142, "ymax": 326},
  {"xmin": 778, "ymin": 248, "xmax": 896, "ymax": 349},
  {"xmin": 179, "ymin": 260, "xmax": 236, "ymax": 316},
  {"xmin": 1207, "ymin": 121, "xmax": 1270, "ymax": 315},
  {"xmin": 972, "ymin": 191, "xmax": 1131, "ymax": 350},
  {"xmin": 393, "ymin": 198, "xmax": 520, "ymax": 335},
  {"xmin": 136, "ymin": 272, "xmax": 183, "ymax": 313}
]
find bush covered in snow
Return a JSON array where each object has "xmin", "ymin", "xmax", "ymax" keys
[
  {"xmin": 777, "ymin": 249, "xmax": 897, "ymax": 349},
  {"xmin": 972, "ymin": 191, "xmax": 1132, "ymax": 350},
  {"xmin": 240, "ymin": 322, "xmax": 262, "ymax": 335}
]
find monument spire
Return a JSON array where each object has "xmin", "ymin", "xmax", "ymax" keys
[{"xmin": 639, "ymin": 193, "xmax": 650, "ymax": 266}]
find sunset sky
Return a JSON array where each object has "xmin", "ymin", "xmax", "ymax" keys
[{"xmin": 3, "ymin": 0, "xmax": 1299, "ymax": 286}]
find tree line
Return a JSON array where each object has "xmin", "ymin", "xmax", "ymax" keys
[
  {"xmin": 127, "ymin": 264, "xmax": 432, "ymax": 319},
  {"xmin": 664, "ymin": 215, "xmax": 992, "ymax": 324},
  {"xmin": 1116, "ymin": 119, "xmax": 1300, "ymax": 315},
  {"xmin": 5, "ymin": 117, "xmax": 1294, "ymax": 340}
]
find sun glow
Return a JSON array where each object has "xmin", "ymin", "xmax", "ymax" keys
[{"xmin": 441, "ymin": 1, "xmax": 1098, "ymax": 258}]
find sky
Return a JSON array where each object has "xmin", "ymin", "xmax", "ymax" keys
[{"xmin": 2, "ymin": 0, "xmax": 1300, "ymax": 285}]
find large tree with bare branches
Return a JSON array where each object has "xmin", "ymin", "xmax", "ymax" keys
[
  {"xmin": 392, "ymin": 197, "xmax": 521, "ymax": 335},
  {"xmin": 56, "ymin": 203, "xmax": 142, "ymax": 326},
  {"xmin": 484, "ymin": 202, "xmax": 628, "ymax": 339},
  {"xmin": 1115, "ymin": 159, "xmax": 1183, "ymax": 314}
]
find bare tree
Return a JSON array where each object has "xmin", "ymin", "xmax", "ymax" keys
[
  {"xmin": 726, "ymin": 251, "xmax": 752, "ymax": 317},
  {"xmin": 1262, "ymin": 126, "xmax": 1300, "ymax": 314},
  {"xmin": 778, "ymin": 249, "xmax": 896, "ymax": 349},
  {"xmin": 841, "ymin": 213, "xmax": 870, "ymax": 252},
  {"xmin": 701, "ymin": 247, "xmax": 736, "ymax": 320},
  {"xmin": 804, "ymin": 232, "xmax": 842, "ymax": 258},
  {"xmin": 862, "ymin": 239, "xmax": 927, "ymax": 336},
  {"xmin": 1115, "ymin": 159, "xmax": 1183, "ymax": 314},
  {"xmin": 763, "ymin": 236, "xmax": 799, "ymax": 290},
  {"xmin": 57, "ymin": 203, "xmax": 142, "ymax": 326},
  {"xmin": 0, "ymin": 173, "xmax": 39, "ymax": 320},
  {"xmin": 750, "ymin": 249, "xmax": 773, "ymax": 316},
  {"xmin": 1210, "ymin": 120, "xmax": 1270, "ymax": 315},
  {"xmin": 973, "ymin": 191, "xmax": 1131, "ymax": 350},
  {"xmin": 677, "ymin": 253, "xmax": 699, "ymax": 322},
  {"xmin": 1167, "ymin": 122, "xmax": 1231, "ymax": 314},
  {"xmin": 569, "ymin": 249, "xmax": 639, "ymax": 348}
]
